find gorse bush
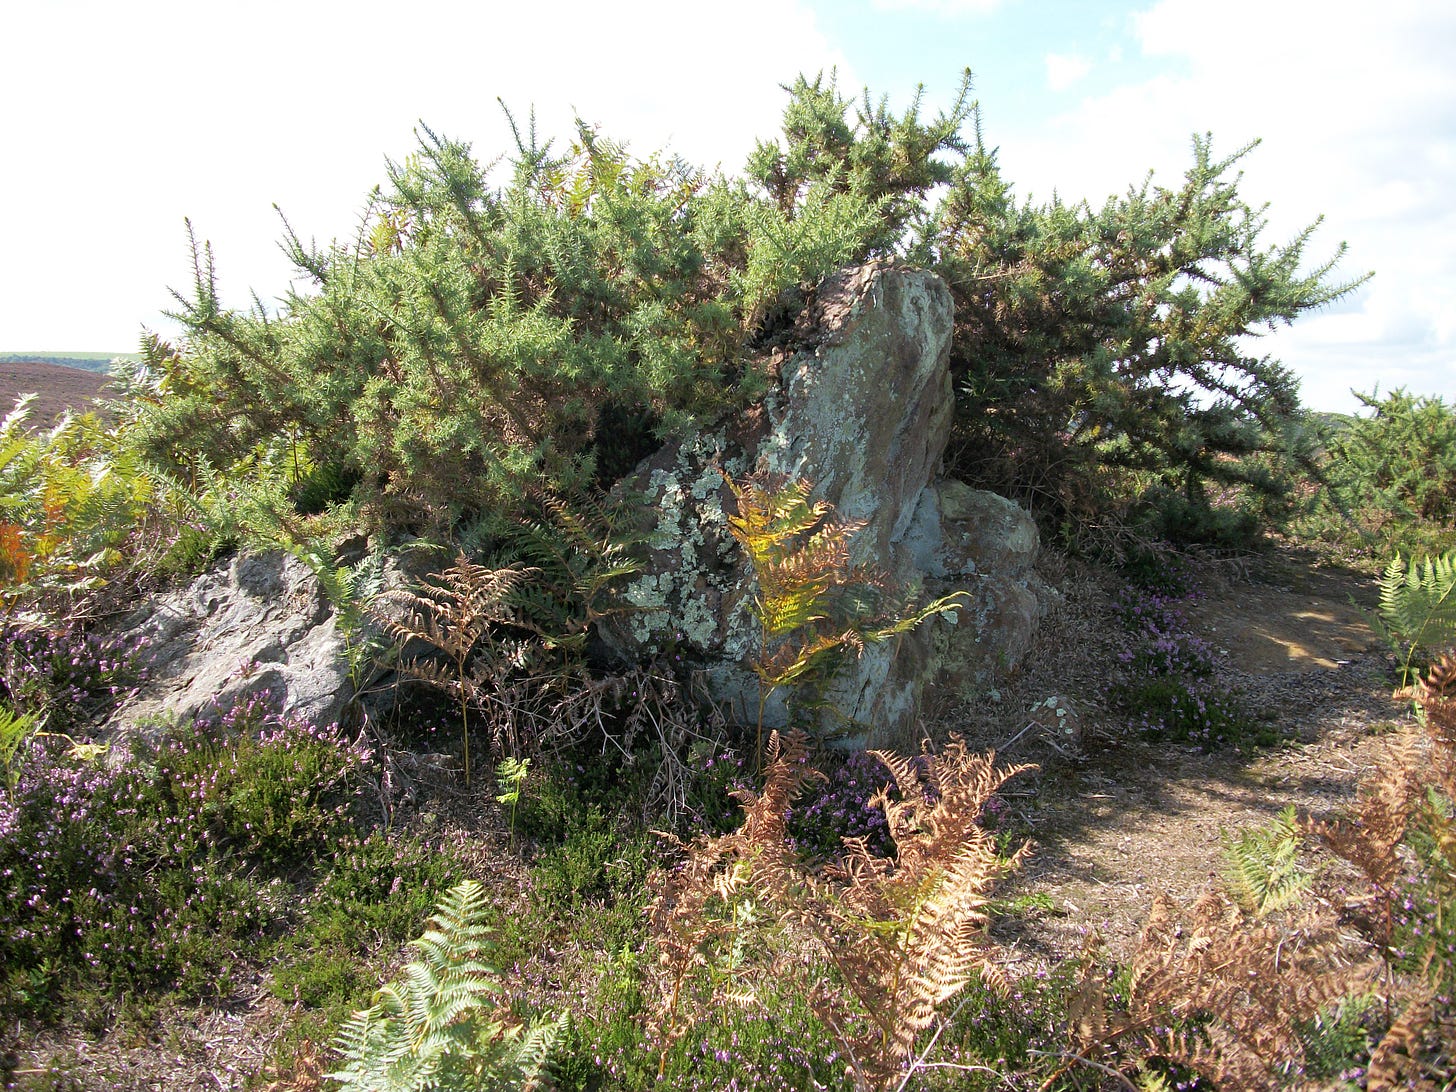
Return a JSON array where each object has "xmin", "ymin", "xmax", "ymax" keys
[
  {"xmin": 131, "ymin": 95, "xmax": 950, "ymax": 539},
  {"xmin": 1327, "ymin": 389, "xmax": 1456, "ymax": 528},
  {"xmin": 1289, "ymin": 390, "xmax": 1456, "ymax": 563},
  {"xmin": 116, "ymin": 69, "xmax": 1357, "ymax": 560},
  {"xmin": 920, "ymin": 130, "xmax": 1361, "ymax": 533}
]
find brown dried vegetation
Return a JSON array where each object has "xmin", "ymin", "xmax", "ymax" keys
[
  {"xmin": 1062, "ymin": 651, "xmax": 1456, "ymax": 1090},
  {"xmin": 649, "ymin": 730, "xmax": 1034, "ymax": 1091}
]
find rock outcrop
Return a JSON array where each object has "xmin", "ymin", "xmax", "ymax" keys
[
  {"xmin": 105, "ymin": 261, "xmax": 1050, "ymax": 747},
  {"xmin": 107, "ymin": 551, "xmax": 357, "ymax": 737},
  {"xmin": 606, "ymin": 261, "xmax": 1051, "ymax": 743}
]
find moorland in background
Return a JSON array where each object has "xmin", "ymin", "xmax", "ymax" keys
[{"xmin": 0, "ymin": 361, "xmax": 116, "ymax": 427}]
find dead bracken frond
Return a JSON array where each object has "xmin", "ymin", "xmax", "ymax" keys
[
  {"xmin": 1410, "ymin": 649, "xmax": 1456, "ymax": 800},
  {"xmin": 1066, "ymin": 890, "xmax": 1379, "ymax": 1089},
  {"xmin": 1064, "ymin": 648, "xmax": 1456, "ymax": 1090},
  {"xmin": 1305, "ymin": 733, "xmax": 1421, "ymax": 893},
  {"xmin": 799, "ymin": 737, "xmax": 1035, "ymax": 1090},
  {"xmin": 646, "ymin": 732, "xmax": 1031, "ymax": 1091},
  {"xmin": 1136, "ymin": 891, "xmax": 1374, "ymax": 1078},
  {"xmin": 1365, "ymin": 993, "xmax": 1454, "ymax": 1091},
  {"xmin": 371, "ymin": 553, "xmax": 534, "ymax": 784},
  {"xmin": 646, "ymin": 730, "xmax": 819, "ymax": 1076}
]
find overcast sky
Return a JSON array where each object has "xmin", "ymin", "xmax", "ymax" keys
[{"xmin": 3, "ymin": 0, "xmax": 1451, "ymax": 413}]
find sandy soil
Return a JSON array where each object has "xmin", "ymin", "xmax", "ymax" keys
[{"xmin": 964, "ymin": 548, "xmax": 1405, "ymax": 963}]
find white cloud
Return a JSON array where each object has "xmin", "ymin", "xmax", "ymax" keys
[
  {"xmin": 0, "ymin": 0, "xmax": 850, "ymax": 349},
  {"xmin": 993, "ymin": 0, "xmax": 1456, "ymax": 411},
  {"xmin": 1045, "ymin": 52, "xmax": 1093, "ymax": 91},
  {"xmin": 869, "ymin": 0, "xmax": 1003, "ymax": 15}
]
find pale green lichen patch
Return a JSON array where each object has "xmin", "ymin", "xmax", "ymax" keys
[{"xmin": 616, "ymin": 432, "xmax": 754, "ymax": 654}]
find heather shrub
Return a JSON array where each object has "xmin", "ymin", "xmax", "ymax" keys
[
  {"xmin": 270, "ymin": 830, "xmax": 459, "ymax": 1007},
  {"xmin": 511, "ymin": 746, "xmax": 662, "ymax": 950},
  {"xmin": 786, "ymin": 747, "xmax": 895, "ymax": 859},
  {"xmin": 1117, "ymin": 674, "xmax": 1273, "ymax": 750},
  {"xmin": 534, "ymin": 974, "xmax": 854, "ymax": 1092},
  {"xmin": 919, "ymin": 972, "xmax": 1074, "ymax": 1091},
  {"xmin": 0, "ymin": 694, "xmax": 370, "ymax": 1016},
  {"xmin": 0, "ymin": 622, "xmax": 148, "ymax": 735},
  {"xmin": 0, "ymin": 738, "xmax": 278, "ymax": 1010},
  {"xmin": 157, "ymin": 693, "xmax": 370, "ymax": 872},
  {"xmin": 1108, "ymin": 581, "xmax": 1270, "ymax": 750},
  {"xmin": 684, "ymin": 742, "xmax": 754, "ymax": 835}
]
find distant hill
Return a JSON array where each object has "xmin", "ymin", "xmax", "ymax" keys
[
  {"xmin": 0, "ymin": 359, "xmax": 117, "ymax": 426},
  {"xmin": 0, "ymin": 352, "xmax": 136, "ymax": 376}
]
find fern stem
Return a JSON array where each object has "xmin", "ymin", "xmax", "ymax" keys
[
  {"xmin": 458, "ymin": 654, "xmax": 472, "ymax": 787},
  {"xmin": 1030, "ymin": 1050, "xmax": 1140, "ymax": 1092}
]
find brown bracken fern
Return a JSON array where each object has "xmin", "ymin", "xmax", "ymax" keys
[
  {"xmin": 649, "ymin": 731, "xmax": 1031, "ymax": 1091},
  {"xmin": 723, "ymin": 471, "xmax": 967, "ymax": 757},
  {"xmin": 796, "ymin": 736, "xmax": 1034, "ymax": 1091},
  {"xmin": 1064, "ymin": 650, "xmax": 1456, "ymax": 1089},
  {"xmin": 646, "ymin": 730, "xmax": 817, "ymax": 1077},
  {"xmin": 372, "ymin": 554, "xmax": 534, "ymax": 785}
]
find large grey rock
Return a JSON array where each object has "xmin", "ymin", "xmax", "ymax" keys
[
  {"xmin": 107, "ymin": 551, "xmax": 356, "ymax": 736},
  {"xmin": 103, "ymin": 261, "xmax": 1051, "ymax": 748},
  {"xmin": 607, "ymin": 261, "xmax": 1051, "ymax": 743}
]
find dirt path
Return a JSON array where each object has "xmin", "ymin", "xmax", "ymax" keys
[{"xmin": 969, "ymin": 549, "xmax": 1408, "ymax": 961}]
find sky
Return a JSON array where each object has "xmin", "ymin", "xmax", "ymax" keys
[{"xmin": 2, "ymin": 0, "xmax": 1452, "ymax": 414}]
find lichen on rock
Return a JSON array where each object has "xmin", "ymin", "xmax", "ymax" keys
[{"xmin": 605, "ymin": 260, "xmax": 1053, "ymax": 744}]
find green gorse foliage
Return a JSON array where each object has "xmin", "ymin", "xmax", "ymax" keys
[
  {"xmin": 131, "ymin": 104, "xmax": 907, "ymax": 539},
  {"xmin": 117, "ymin": 69, "xmax": 1358, "ymax": 561},
  {"xmin": 1327, "ymin": 389, "xmax": 1456, "ymax": 527},
  {"xmin": 921, "ymin": 130, "xmax": 1362, "ymax": 532}
]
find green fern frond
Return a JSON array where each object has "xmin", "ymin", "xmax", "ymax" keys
[
  {"xmin": 1221, "ymin": 806, "xmax": 1311, "ymax": 917},
  {"xmin": 1135, "ymin": 1067, "xmax": 1175, "ymax": 1092},
  {"xmin": 1377, "ymin": 549, "xmax": 1456, "ymax": 683},
  {"xmin": 327, "ymin": 879, "xmax": 559, "ymax": 1092},
  {"xmin": 0, "ymin": 705, "xmax": 38, "ymax": 792}
]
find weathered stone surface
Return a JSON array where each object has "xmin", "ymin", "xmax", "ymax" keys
[
  {"xmin": 104, "ymin": 261, "xmax": 1052, "ymax": 748},
  {"xmin": 107, "ymin": 551, "xmax": 356, "ymax": 736},
  {"xmin": 607, "ymin": 261, "xmax": 1051, "ymax": 743}
]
